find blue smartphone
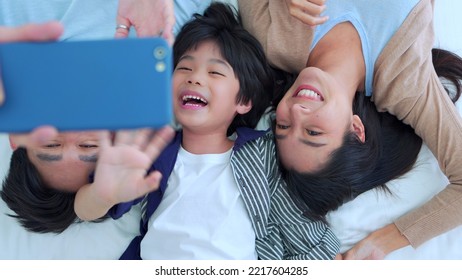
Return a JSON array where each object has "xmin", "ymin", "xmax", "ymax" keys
[{"xmin": 0, "ymin": 38, "xmax": 173, "ymax": 132}]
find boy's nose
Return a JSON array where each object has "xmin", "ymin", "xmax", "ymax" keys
[
  {"xmin": 187, "ymin": 72, "xmax": 204, "ymax": 86},
  {"xmin": 187, "ymin": 79, "xmax": 202, "ymax": 85}
]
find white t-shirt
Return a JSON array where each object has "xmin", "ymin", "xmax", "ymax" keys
[{"xmin": 141, "ymin": 147, "xmax": 257, "ymax": 260}]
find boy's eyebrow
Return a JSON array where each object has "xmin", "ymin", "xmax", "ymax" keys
[
  {"xmin": 208, "ymin": 58, "xmax": 231, "ymax": 68},
  {"xmin": 178, "ymin": 55, "xmax": 193, "ymax": 62},
  {"xmin": 179, "ymin": 55, "xmax": 231, "ymax": 69}
]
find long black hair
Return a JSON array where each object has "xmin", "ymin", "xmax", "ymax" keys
[
  {"xmin": 432, "ymin": 48, "xmax": 462, "ymax": 102},
  {"xmin": 278, "ymin": 48, "xmax": 462, "ymax": 222}
]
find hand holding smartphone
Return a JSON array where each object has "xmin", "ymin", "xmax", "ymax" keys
[{"xmin": 0, "ymin": 37, "xmax": 173, "ymax": 132}]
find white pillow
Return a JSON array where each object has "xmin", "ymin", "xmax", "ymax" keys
[
  {"xmin": 327, "ymin": 104, "xmax": 462, "ymax": 259},
  {"xmin": 0, "ymin": 198, "xmax": 141, "ymax": 260}
]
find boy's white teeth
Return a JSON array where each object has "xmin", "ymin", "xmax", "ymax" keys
[
  {"xmin": 182, "ymin": 95, "xmax": 208, "ymax": 104},
  {"xmin": 297, "ymin": 89, "xmax": 320, "ymax": 99}
]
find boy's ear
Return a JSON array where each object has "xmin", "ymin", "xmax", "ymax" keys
[
  {"xmin": 352, "ymin": 115, "xmax": 365, "ymax": 143},
  {"xmin": 237, "ymin": 100, "xmax": 252, "ymax": 115}
]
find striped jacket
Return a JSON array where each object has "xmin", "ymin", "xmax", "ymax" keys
[{"xmin": 111, "ymin": 127, "xmax": 340, "ymax": 259}]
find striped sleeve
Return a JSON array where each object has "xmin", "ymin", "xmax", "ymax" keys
[
  {"xmin": 259, "ymin": 134, "xmax": 340, "ymax": 260},
  {"xmin": 269, "ymin": 181, "xmax": 340, "ymax": 259}
]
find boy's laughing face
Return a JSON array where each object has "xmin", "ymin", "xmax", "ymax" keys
[{"xmin": 172, "ymin": 40, "xmax": 251, "ymax": 135}]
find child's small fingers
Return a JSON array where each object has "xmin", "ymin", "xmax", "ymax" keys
[
  {"xmin": 132, "ymin": 128, "xmax": 154, "ymax": 150},
  {"xmin": 145, "ymin": 126, "xmax": 175, "ymax": 160},
  {"xmin": 143, "ymin": 171, "xmax": 163, "ymax": 192},
  {"xmin": 98, "ymin": 130, "xmax": 113, "ymax": 148},
  {"xmin": 114, "ymin": 130, "xmax": 136, "ymax": 146}
]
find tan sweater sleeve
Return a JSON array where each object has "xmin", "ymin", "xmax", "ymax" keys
[
  {"xmin": 372, "ymin": 0, "xmax": 462, "ymax": 247},
  {"xmin": 238, "ymin": 0, "xmax": 314, "ymax": 73}
]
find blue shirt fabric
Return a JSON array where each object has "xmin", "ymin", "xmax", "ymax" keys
[
  {"xmin": 0, "ymin": 0, "xmax": 120, "ymax": 40},
  {"xmin": 0, "ymin": 0, "xmax": 211, "ymax": 40},
  {"xmin": 110, "ymin": 127, "xmax": 340, "ymax": 260},
  {"xmin": 313, "ymin": 0, "xmax": 420, "ymax": 96}
]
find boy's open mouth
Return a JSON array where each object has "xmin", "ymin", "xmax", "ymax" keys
[{"xmin": 182, "ymin": 95, "xmax": 208, "ymax": 107}]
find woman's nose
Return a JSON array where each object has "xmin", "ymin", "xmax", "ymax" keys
[
  {"xmin": 291, "ymin": 103, "xmax": 311, "ymax": 115},
  {"xmin": 289, "ymin": 103, "xmax": 312, "ymax": 126}
]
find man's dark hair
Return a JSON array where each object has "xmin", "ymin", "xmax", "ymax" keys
[{"xmin": 1, "ymin": 148, "xmax": 78, "ymax": 233}]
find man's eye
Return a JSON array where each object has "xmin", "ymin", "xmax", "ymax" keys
[
  {"xmin": 176, "ymin": 66, "xmax": 191, "ymax": 71},
  {"xmin": 45, "ymin": 143, "xmax": 60, "ymax": 148},
  {"xmin": 276, "ymin": 124, "xmax": 290, "ymax": 130},
  {"xmin": 306, "ymin": 130, "xmax": 321, "ymax": 136},
  {"xmin": 80, "ymin": 144, "xmax": 98, "ymax": 148}
]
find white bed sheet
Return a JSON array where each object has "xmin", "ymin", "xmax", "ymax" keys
[{"xmin": 327, "ymin": 143, "xmax": 462, "ymax": 259}]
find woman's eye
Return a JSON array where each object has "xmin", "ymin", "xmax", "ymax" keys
[
  {"xmin": 276, "ymin": 124, "xmax": 290, "ymax": 130},
  {"xmin": 306, "ymin": 130, "xmax": 321, "ymax": 136},
  {"xmin": 176, "ymin": 66, "xmax": 191, "ymax": 71}
]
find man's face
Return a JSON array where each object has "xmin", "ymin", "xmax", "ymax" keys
[{"xmin": 10, "ymin": 131, "xmax": 102, "ymax": 192}]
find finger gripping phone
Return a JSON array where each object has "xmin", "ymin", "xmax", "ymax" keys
[{"xmin": 0, "ymin": 38, "xmax": 173, "ymax": 132}]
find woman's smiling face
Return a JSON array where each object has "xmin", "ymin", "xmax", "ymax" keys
[{"xmin": 275, "ymin": 67, "xmax": 364, "ymax": 172}]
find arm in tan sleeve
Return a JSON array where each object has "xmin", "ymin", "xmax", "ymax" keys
[
  {"xmin": 372, "ymin": 0, "xmax": 462, "ymax": 247},
  {"xmin": 238, "ymin": 0, "xmax": 314, "ymax": 73},
  {"xmin": 237, "ymin": 0, "xmax": 270, "ymax": 58}
]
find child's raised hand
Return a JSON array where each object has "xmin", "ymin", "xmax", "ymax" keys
[
  {"xmin": 284, "ymin": 0, "xmax": 329, "ymax": 27},
  {"xmin": 75, "ymin": 126, "xmax": 175, "ymax": 221},
  {"xmin": 93, "ymin": 126, "xmax": 174, "ymax": 205}
]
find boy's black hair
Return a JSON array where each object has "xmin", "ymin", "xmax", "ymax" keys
[
  {"xmin": 1, "ymin": 148, "xmax": 79, "ymax": 233},
  {"xmin": 173, "ymin": 2, "xmax": 274, "ymax": 135}
]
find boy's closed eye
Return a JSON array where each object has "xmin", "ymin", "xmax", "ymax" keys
[
  {"xmin": 209, "ymin": 70, "xmax": 225, "ymax": 77},
  {"xmin": 176, "ymin": 66, "xmax": 191, "ymax": 71}
]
